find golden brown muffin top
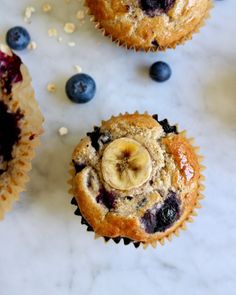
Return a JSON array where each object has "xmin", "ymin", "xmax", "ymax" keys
[
  {"xmin": 71, "ymin": 113, "xmax": 203, "ymax": 245},
  {"xmin": 86, "ymin": 0, "xmax": 211, "ymax": 51}
]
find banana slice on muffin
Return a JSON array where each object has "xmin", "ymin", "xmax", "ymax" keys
[{"xmin": 70, "ymin": 113, "xmax": 205, "ymax": 247}]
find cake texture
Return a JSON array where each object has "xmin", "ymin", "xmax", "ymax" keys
[
  {"xmin": 85, "ymin": 0, "xmax": 212, "ymax": 51},
  {"xmin": 0, "ymin": 44, "xmax": 44, "ymax": 219},
  {"xmin": 70, "ymin": 112, "xmax": 205, "ymax": 247}
]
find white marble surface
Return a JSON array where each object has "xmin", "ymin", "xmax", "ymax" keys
[{"xmin": 0, "ymin": 0, "xmax": 236, "ymax": 294}]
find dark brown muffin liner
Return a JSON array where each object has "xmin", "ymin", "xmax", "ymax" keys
[
  {"xmin": 84, "ymin": 1, "xmax": 213, "ymax": 52},
  {"xmin": 68, "ymin": 112, "xmax": 205, "ymax": 248}
]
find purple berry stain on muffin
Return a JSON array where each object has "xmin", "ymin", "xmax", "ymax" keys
[
  {"xmin": 141, "ymin": 192, "xmax": 180, "ymax": 233},
  {"xmin": 0, "ymin": 101, "xmax": 23, "ymax": 174},
  {"xmin": 96, "ymin": 189, "xmax": 116, "ymax": 210},
  {"xmin": 72, "ymin": 160, "xmax": 86, "ymax": 173},
  {"xmin": 140, "ymin": 0, "xmax": 175, "ymax": 15},
  {"xmin": 0, "ymin": 50, "xmax": 23, "ymax": 94}
]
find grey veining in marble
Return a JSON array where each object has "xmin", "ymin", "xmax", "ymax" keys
[{"xmin": 0, "ymin": 0, "xmax": 236, "ymax": 294}]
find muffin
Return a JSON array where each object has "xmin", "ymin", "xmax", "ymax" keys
[
  {"xmin": 85, "ymin": 0, "xmax": 212, "ymax": 51},
  {"xmin": 0, "ymin": 44, "xmax": 44, "ymax": 219},
  {"xmin": 70, "ymin": 113, "xmax": 205, "ymax": 248}
]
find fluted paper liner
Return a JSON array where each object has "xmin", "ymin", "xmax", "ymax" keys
[
  {"xmin": 84, "ymin": 1, "xmax": 213, "ymax": 52},
  {"xmin": 0, "ymin": 46, "xmax": 44, "ymax": 219},
  {"xmin": 68, "ymin": 112, "xmax": 205, "ymax": 248}
]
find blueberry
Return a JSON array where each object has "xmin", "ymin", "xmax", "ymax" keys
[
  {"xmin": 149, "ymin": 61, "xmax": 171, "ymax": 82},
  {"xmin": 156, "ymin": 194, "xmax": 180, "ymax": 231},
  {"xmin": 6, "ymin": 26, "xmax": 31, "ymax": 50},
  {"xmin": 141, "ymin": 0, "xmax": 175, "ymax": 12},
  {"xmin": 141, "ymin": 192, "xmax": 180, "ymax": 233},
  {"xmin": 65, "ymin": 73, "xmax": 96, "ymax": 103},
  {"xmin": 96, "ymin": 189, "xmax": 116, "ymax": 210}
]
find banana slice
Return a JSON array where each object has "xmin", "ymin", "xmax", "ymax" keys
[{"xmin": 101, "ymin": 138, "xmax": 152, "ymax": 190}]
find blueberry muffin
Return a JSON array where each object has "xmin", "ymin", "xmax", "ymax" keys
[
  {"xmin": 0, "ymin": 44, "xmax": 43, "ymax": 219},
  {"xmin": 70, "ymin": 113, "xmax": 205, "ymax": 247},
  {"xmin": 85, "ymin": 0, "xmax": 212, "ymax": 51}
]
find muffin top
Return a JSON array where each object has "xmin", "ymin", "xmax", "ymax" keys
[
  {"xmin": 86, "ymin": 0, "xmax": 211, "ymax": 51},
  {"xmin": 71, "ymin": 113, "xmax": 203, "ymax": 245}
]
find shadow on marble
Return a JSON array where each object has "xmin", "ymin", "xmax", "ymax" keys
[
  {"xmin": 137, "ymin": 65, "xmax": 149, "ymax": 79},
  {"xmin": 25, "ymin": 135, "xmax": 77, "ymax": 218},
  {"xmin": 204, "ymin": 70, "xmax": 236, "ymax": 127}
]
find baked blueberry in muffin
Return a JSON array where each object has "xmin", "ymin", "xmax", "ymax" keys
[
  {"xmin": 85, "ymin": 0, "xmax": 212, "ymax": 51},
  {"xmin": 70, "ymin": 113, "xmax": 205, "ymax": 247},
  {"xmin": 0, "ymin": 44, "xmax": 43, "ymax": 219}
]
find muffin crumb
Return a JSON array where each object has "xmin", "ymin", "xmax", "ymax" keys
[
  {"xmin": 74, "ymin": 65, "xmax": 82, "ymax": 73},
  {"xmin": 27, "ymin": 41, "xmax": 37, "ymax": 50},
  {"xmin": 58, "ymin": 127, "xmax": 69, "ymax": 136},
  {"xmin": 48, "ymin": 28, "xmax": 58, "ymax": 37},
  {"xmin": 68, "ymin": 41, "xmax": 76, "ymax": 47},
  {"xmin": 64, "ymin": 23, "xmax": 76, "ymax": 34},
  {"xmin": 42, "ymin": 3, "xmax": 52, "ymax": 13},
  {"xmin": 47, "ymin": 83, "xmax": 56, "ymax": 93},
  {"xmin": 24, "ymin": 6, "xmax": 36, "ymax": 23},
  {"xmin": 76, "ymin": 10, "xmax": 85, "ymax": 20},
  {"xmin": 57, "ymin": 36, "xmax": 63, "ymax": 43}
]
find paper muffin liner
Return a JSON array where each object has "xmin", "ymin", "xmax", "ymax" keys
[
  {"xmin": 0, "ymin": 47, "xmax": 44, "ymax": 220},
  {"xmin": 84, "ymin": 1, "xmax": 212, "ymax": 52},
  {"xmin": 68, "ymin": 111, "xmax": 205, "ymax": 248}
]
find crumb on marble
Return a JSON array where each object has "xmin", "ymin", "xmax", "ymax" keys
[
  {"xmin": 47, "ymin": 83, "xmax": 57, "ymax": 93},
  {"xmin": 42, "ymin": 3, "xmax": 52, "ymax": 13},
  {"xmin": 76, "ymin": 10, "xmax": 85, "ymax": 20},
  {"xmin": 68, "ymin": 41, "xmax": 76, "ymax": 47},
  {"xmin": 28, "ymin": 41, "xmax": 37, "ymax": 50},
  {"xmin": 48, "ymin": 28, "xmax": 58, "ymax": 37},
  {"xmin": 58, "ymin": 127, "xmax": 69, "ymax": 136},
  {"xmin": 57, "ymin": 36, "xmax": 63, "ymax": 43},
  {"xmin": 64, "ymin": 23, "xmax": 76, "ymax": 34},
  {"xmin": 74, "ymin": 65, "xmax": 82, "ymax": 73},
  {"xmin": 24, "ymin": 6, "xmax": 36, "ymax": 23}
]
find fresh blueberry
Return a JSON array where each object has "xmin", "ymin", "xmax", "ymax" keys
[
  {"xmin": 6, "ymin": 26, "xmax": 31, "ymax": 50},
  {"xmin": 149, "ymin": 61, "xmax": 172, "ymax": 82},
  {"xmin": 65, "ymin": 73, "xmax": 96, "ymax": 103}
]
